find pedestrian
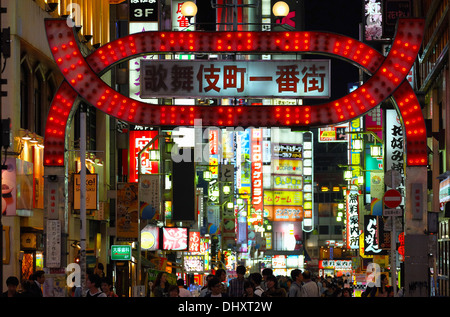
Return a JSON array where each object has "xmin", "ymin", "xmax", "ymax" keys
[
  {"xmin": 288, "ymin": 269, "xmax": 304, "ymax": 297},
  {"xmin": 177, "ymin": 278, "xmax": 192, "ymax": 297},
  {"xmin": 168, "ymin": 285, "xmax": 180, "ymax": 297},
  {"xmin": 243, "ymin": 280, "xmax": 260, "ymax": 297},
  {"xmin": 341, "ymin": 288, "xmax": 352, "ymax": 297},
  {"xmin": 94, "ymin": 262, "xmax": 105, "ymax": 278},
  {"xmin": 86, "ymin": 273, "xmax": 106, "ymax": 297},
  {"xmin": 199, "ymin": 274, "xmax": 214, "ymax": 297},
  {"xmin": 365, "ymin": 274, "xmax": 393, "ymax": 297},
  {"xmin": 30, "ymin": 270, "xmax": 45, "ymax": 297},
  {"xmin": 2, "ymin": 276, "xmax": 19, "ymax": 297},
  {"xmin": 262, "ymin": 275, "xmax": 286, "ymax": 297},
  {"xmin": 228, "ymin": 265, "xmax": 246, "ymax": 297},
  {"xmin": 101, "ymin": 277, "xmax": 118, "ymax": 297},
  {"xmin": 153, "ymin": 272, "xmax": 171, "ymax": 297},
  {"xmin": 18, "ymin": 280, "xmax": 35, "ymax": 297},
  {"xmin": 321, "ymin": 281, "xmax": 335, "ymax": 297},
  {"xmin": 261, "ymin": 268, "xmax": 273, "ymax": 291},
  {"xmin": 215, "ymin": 268, "xmax": 227, "ymax": 295},
  {"xmin": 248, "ymin": 272, "xmax": 264, "ymax": 297},
  {"xmin": 204, "ymin": 277, "xmax": 228, "ymax": 298},
  {"xmin": 302, "ymin": 270, "xmax": 320, "ymax": 297}
]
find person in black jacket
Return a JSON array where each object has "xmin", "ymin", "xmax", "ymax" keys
[{"xmin": 30, "ymin": 270, "xmax": 45, "ymax": 297}]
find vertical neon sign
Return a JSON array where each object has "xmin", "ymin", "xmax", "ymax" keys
[{"xmin": 251, "ymin": 128, "xmax": 263, "ymax": 226}]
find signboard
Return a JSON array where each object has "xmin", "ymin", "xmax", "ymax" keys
[
  {"xmin": 183, "ymin": 255, "xmax": 204, "ymax": 272},
  {"xmin": 251, "ymin": 129, "xmax": 263, "ymax": 224},
  {"xmin": 383, "ymin": 208, "xmax": 403, "ymax": 217},
  {"xmin": 265, "ymin": 205, "xmax": 303, "ymax": 222},
  {"xmin": 129, "ymin": 0, "xmax": 158, "ymax": 22},
  {"xmin": 271, "ymin": 159, "xmax": 302, "ymax": 175},
  {"xmin": 140, "ymin": 225, "xmax": 159, "ymax": 251},
  {"xmin": 363, "ymin": 215, "xmax": 389, "ymax": 255},
  {"xmin": 111, "ymin": 245, "xmax": 132, "ymax": 261},
  {"xmin": 346, "ymin": 190, "xmax": 359, "ymax": 249},
  {"xmin": 46, "ymin": 220, "xmax": 61, "ymax": 268},
  {"xmin": 264, "ymin": 190, "xmax": 303, "ymax": 206},
  {"xmin": 162, "ymin": 227, "xmax": 189, "ymax": 251},
  {"xmin": 172, "ymin": 0, "xmax": 196, "ymax": 31},
  {"xmin": 140, "ymin": 60, "xmax": 331, "ymax": 98},
  {"xmin": 272, "ymin": 174, "xmax": 303, "ymax": 190},
  {"xmin": 272, "ymin": 144, "xmax": 302, "ymax": 159},
  {"xmin": 116, "ymin": 183, "xmax": 139, "ymax": 241},
  {"xmin": 411, "ymin": 183, "xmax": 423, "ymax": 220},
  {"xmin": 318, "ymin": 124, "xmax": 349, "ymax": 142},
  {"xmin": 189, "ymin": 231, "xmax": 201, "ymax": 252},
  {"xmin": 139, "ymin": 174, "xmax": 160, "ymax": 220},
  {"xmin": 129, "ymin": 130, "xmax": 159, "ymax": 183},
  {"xmin": 73, "ymin": 174, "xmax": 98, "ymax": 210}
]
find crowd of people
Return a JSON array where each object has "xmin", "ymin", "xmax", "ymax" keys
[
  {"xmin": 3, "ymin": 266, "xmax": 395, "ymax": 298},
  {"xmin": 149, "ymin": 267, "xmax": 369, "ymax": 298}
]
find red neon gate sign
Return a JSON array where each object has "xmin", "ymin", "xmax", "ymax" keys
[{"xmin": 44, "ymin": 18, "xmax": 426, "ymax": 167}]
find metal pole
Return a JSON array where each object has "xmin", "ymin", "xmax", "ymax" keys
[
  {"xmin": 390, "ymin": 171, "xmax": 397, "ymax": 297},
  {"xmin": 80, "ymin": 109, "xmax": 87, "ymax": 296},
  {"xmin": 391, "ymin": 216, "xmax": 397, "ymax": 297}
]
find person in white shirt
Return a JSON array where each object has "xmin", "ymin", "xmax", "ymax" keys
[
  {"xmin": 302, "ymin": 271, "xmax": 320, "ymax": 297},
  {"xmin": 86, "ymin": 273, "xmax": 107, "ymax": 297},
  {"xmin": 177, "ymin": 279, "xmax": 193, "ymax": 297}
]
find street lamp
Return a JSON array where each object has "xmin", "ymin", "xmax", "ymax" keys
[
  {"xmin": 272, "ymin": 1, "xmax": 290, "ymax": 17},
  {"xmin": 180, "ymin": 1, "xmax": 198, "ymax": 20}
]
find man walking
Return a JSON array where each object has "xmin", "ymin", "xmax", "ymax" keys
[
  {"xmin": 228, "ymin": 265, "xmax": 246, "ymax": 297},
  {"xmin": 302, "ymin": 271, "xmax": 320, "ymax": 297},
  {"xmin": 288, "ymin": 269, "xmax": 304, "ymax": 297}
]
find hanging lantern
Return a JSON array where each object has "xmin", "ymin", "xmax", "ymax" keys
[
  {"xmin": 344, "ymin": 170, "xmax": 352, "ymax": 181},
  {"xmin": 370, "ymin": 143, "xmax": 382, "ymax": 158},
  {"xmin": 351, "ymin": 136, "xmax": 364, "ymax": 152}
]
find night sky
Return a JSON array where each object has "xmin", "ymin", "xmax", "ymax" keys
[{"xmin": 303, "ymin": 0, "xmax": 364, "ymax": 103}]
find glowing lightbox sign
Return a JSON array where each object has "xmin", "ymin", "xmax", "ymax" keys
[
  {"xmin": 129, "ymin": 130, "xmax": 159, "ymax": 183},
  {"xmin": 140, "ymin": 60, "xmax": 330, "ymax": 98}
]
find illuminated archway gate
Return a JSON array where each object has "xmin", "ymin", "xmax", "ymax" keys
[
  {"xmin": 44, "ymin": 18, "xmax": 425, "ymax": 167},
  {"xmin": 44, "ymin": 18, "xmax": 428, "ymax": 295}
]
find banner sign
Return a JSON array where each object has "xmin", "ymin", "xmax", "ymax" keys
[
  {"xmin": 364, "ymin": 215, "xmax": 389, "ymax": 255},
  {"xmin": 140, "ymin": 60, "xmax": 331, "ymax": 98},
  {"xmin": 251, "ymin": 129, "xmax": 263, "ymax": 224},
  {"xmin": 346, "ymin": 190, "xmax": 359, "ymax": 249}
]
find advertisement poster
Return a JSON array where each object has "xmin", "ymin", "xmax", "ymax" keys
[
  {"xmin": 116, "ymin": 183, "xmax": 139, "ymax": 241},
  {"xmin": 139, "ymin": 174, "xmax": 160, "ymax": 220},
  {"xmin": 73, "ymin": 174, "xmax": 98, "ymax": 210}
]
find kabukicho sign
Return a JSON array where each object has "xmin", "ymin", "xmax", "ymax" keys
[{"xmin": 140, "ymin": 60, "xmax": 330, "ymax": 98}]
